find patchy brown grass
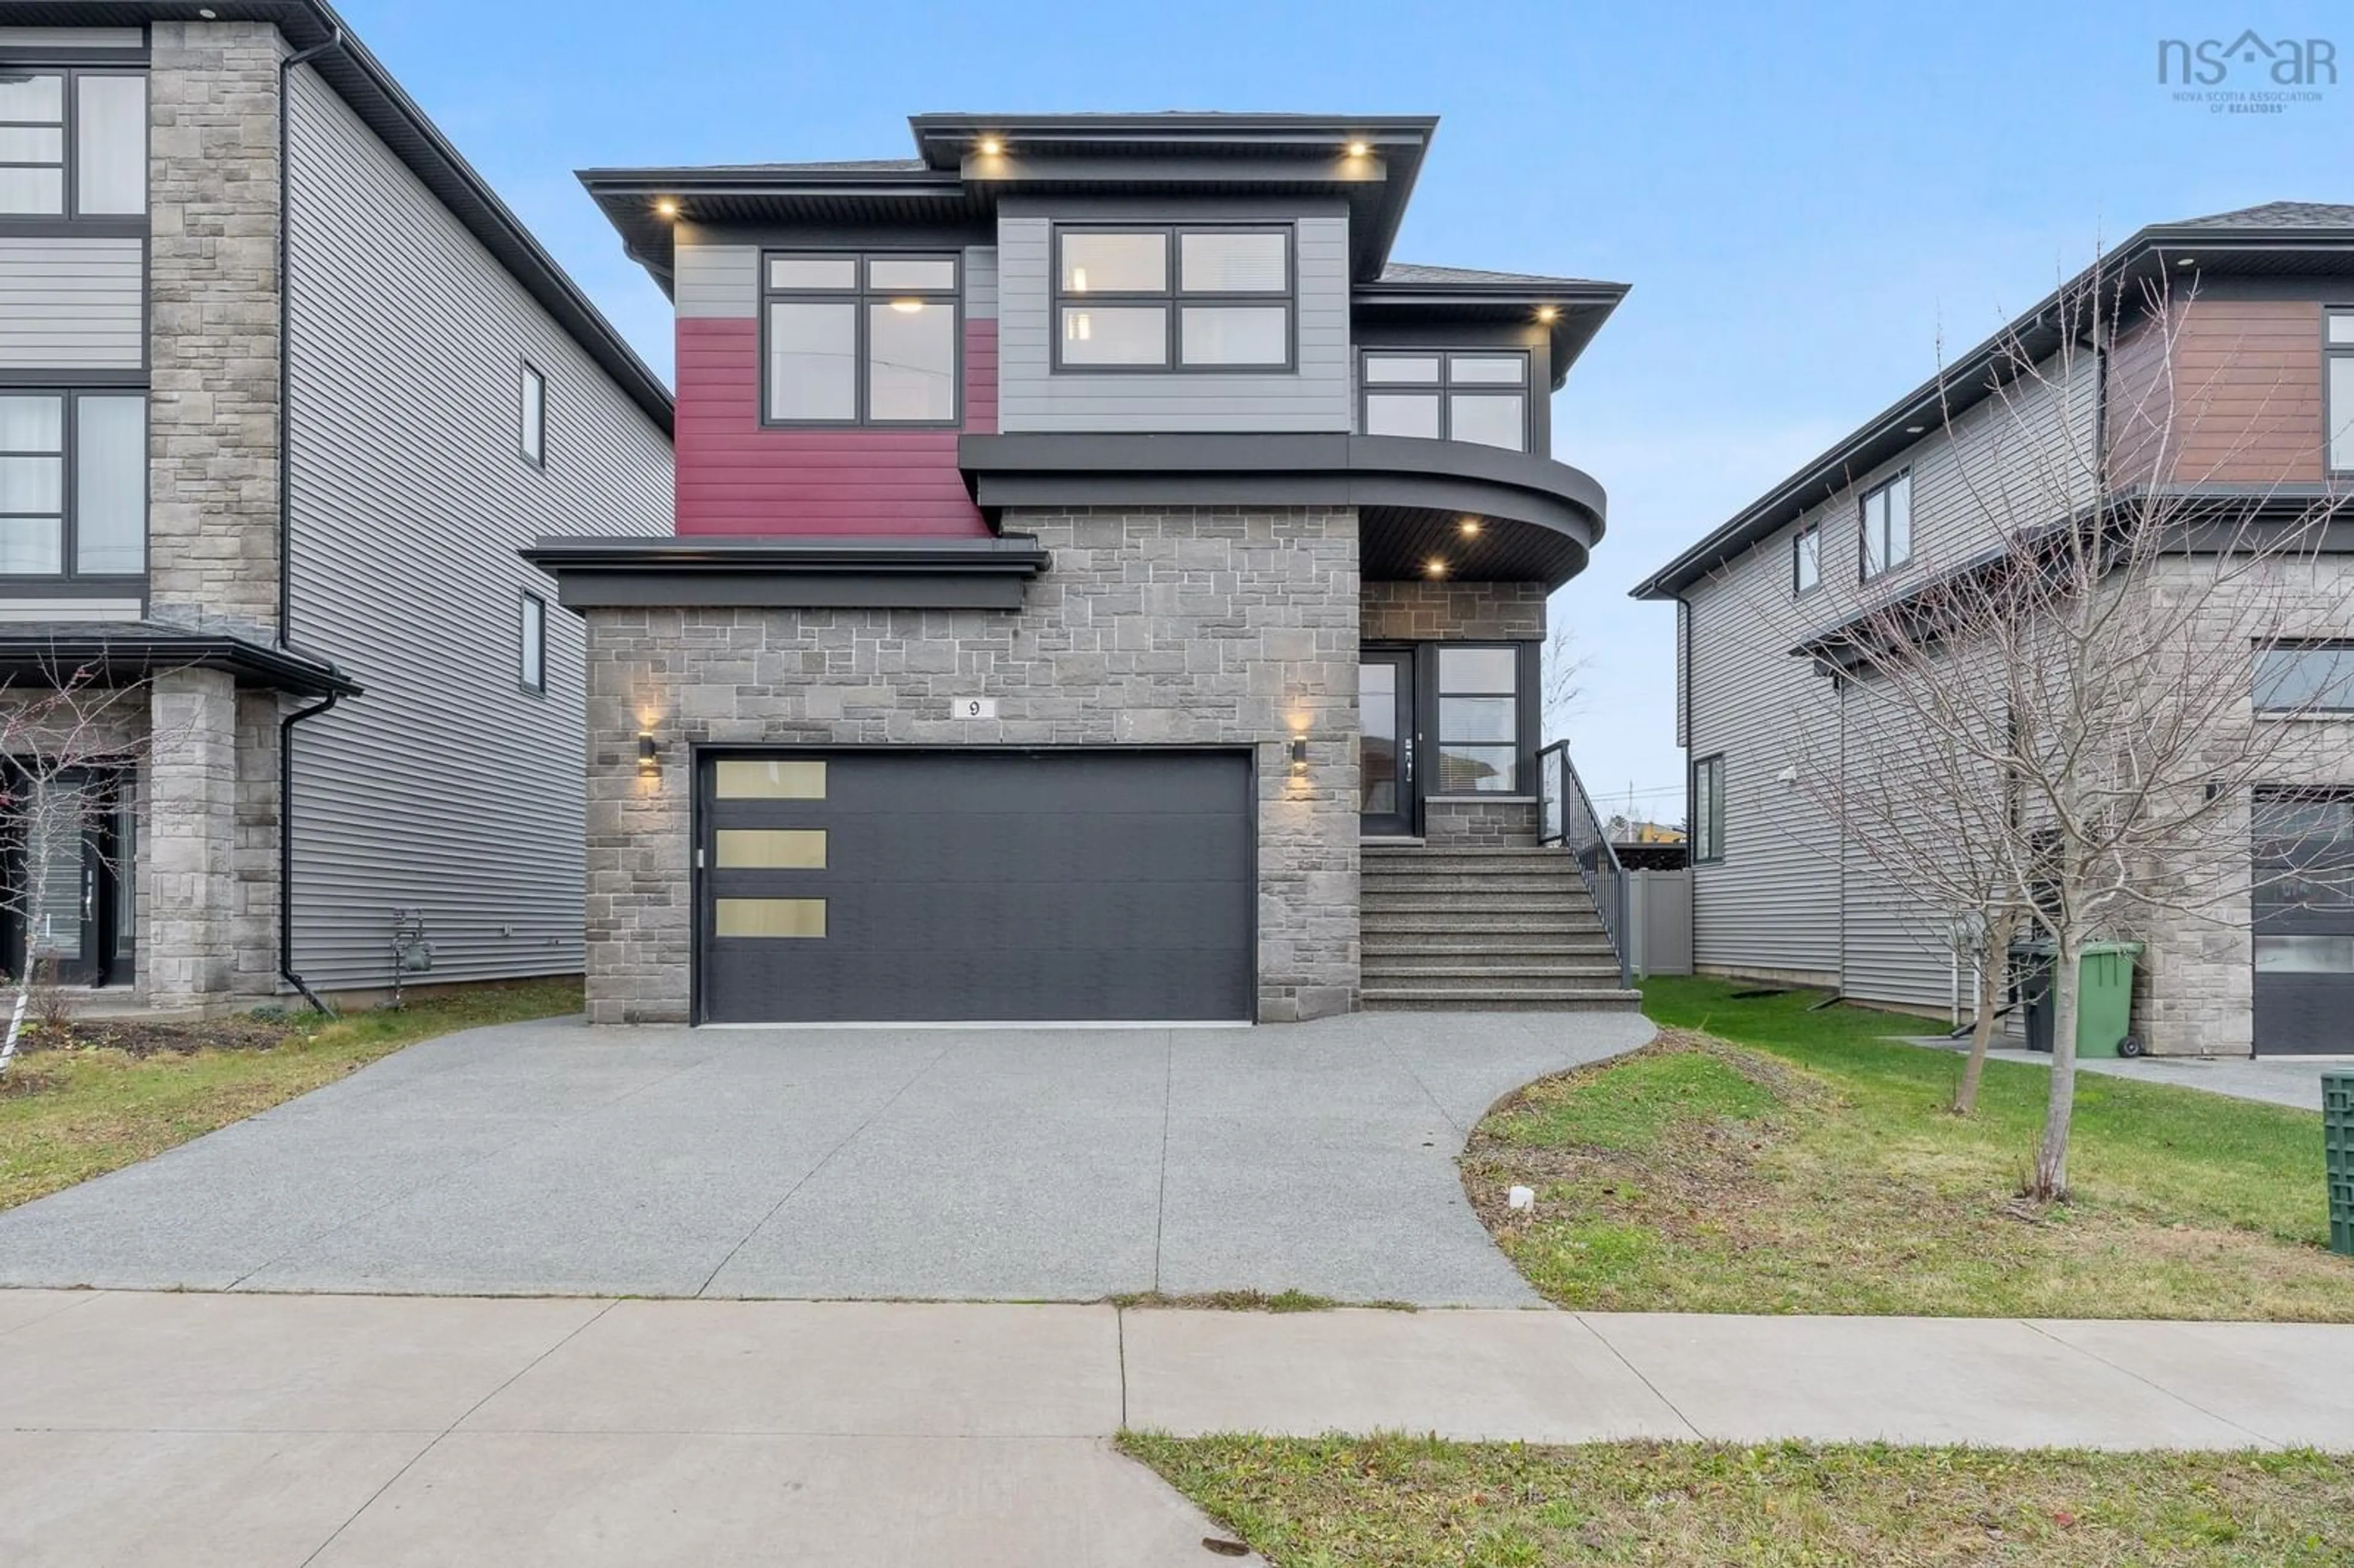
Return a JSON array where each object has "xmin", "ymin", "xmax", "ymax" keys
[
  {"xmin": 1123, "ymin": 1433, "xmax": 2354, "ymax": 1568},
  {"xmin": 0, "ymin": 978, "xmax": 582, "ymax": 1210},
  {"xmin": 1464, "ymin": 1025, "xmax": 2354, "ymax": 1321}
]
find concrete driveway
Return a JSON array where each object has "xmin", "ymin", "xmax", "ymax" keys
[
  {"xmin": 1906, "ymin": 1038, "xmax": 2347, "ymax": 1111},
  {"xmin": 0, "ymin": 1010, "xmax": 1653, "ymax": 1306}
]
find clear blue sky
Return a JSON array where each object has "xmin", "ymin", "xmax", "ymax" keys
[{"xmin": 341, "ymin": 0, "xmax": 2348, "ymax": 821}]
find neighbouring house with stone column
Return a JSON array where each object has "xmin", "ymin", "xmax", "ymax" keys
[
  {"xmin": 1632, "ymin": 202, "xmax": 2354, "ymax": 1059},
  {"xmin": 526, "ymin": 112, "xmax": 1639, "ymax": 1026},
  {"xmin": 0, "ymin": 6, "xmax": 672, "ymax": 1011}
]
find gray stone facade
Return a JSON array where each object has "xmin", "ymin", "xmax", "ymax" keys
[
  {"xmin": 1423, "ymin": 798, "xmax": 1541, "ymax": 847},
  {"xmin": 1361, "ymin": 580, "xmax": 1549, "ymax": 847},
  {"xmin": 1361, "ymin": 580, "xmax": 1548, "ymax": 643},
  {"xmin": 581, "ymin": 506, "xmax": 1362, "ymax": 1025},
  {"xmin": 147, "ymin": 21, "xmax": 284, "ymax": 640}
]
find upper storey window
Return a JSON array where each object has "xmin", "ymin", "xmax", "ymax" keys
[
  {"xmin": 2328, "ymin": 308, "xmax": 2354, "ymax": 474},
  {"xmin": 1360, "ymin": 352, "xmax": 1529, "ymax": 452},
  {"xmin": 0, "ymin": 70, "xmax": 145, "ymax": 217},
  {"xmin": 1055, "ymin": 226, "xmax": 1292, "ymax": 371},
  {"xmin": 763, "ymin": 253, "xmax": 959, "ymax": 425},
  {"xmin": 0, "ymin": 391, "xmax": 146, "ymax": 579},
  {"xmin": 1859, "ymin": 471, "xmax": 1913, "ymax": 580}
]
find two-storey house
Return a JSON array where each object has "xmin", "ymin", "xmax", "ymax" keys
[
  {"xmin": 1633, "ymin": 202, "xmax": 2354, "ymax": 1057},
  {"xmin": 0, "ymin": 4, "xmax": 672, "ymax": 1011},
  {"xmin": 527, "ymin": 113, "xmax": 1636, "ymax": 1026}
]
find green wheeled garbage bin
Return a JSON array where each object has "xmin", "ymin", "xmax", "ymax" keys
[
  {"xmin": 2327, "ymin": 1072, "xmax": 2352, "ymax": 1258},
  {"xmin": 2076, "ymin": 942, "xmax": 2144, "ymax": 1059},
  {"xmin": 2013, "ymin": 941, "xmax": 2144, "ymax": 1058}
]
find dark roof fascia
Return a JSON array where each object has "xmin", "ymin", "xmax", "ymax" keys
[
  {"xmin": 907, "ymin": 112, "xmax": 1439, "ymax": 153},
  {"xmin": 1353, "ymin": 278, "xmax": 1630, "ymax": 386},
  {"xmin": 2, "ymin": 1, "xmax": 675, "ymax": 433},
  {"xmin": 958, "ymin": 432, "xmax": 1606, "ymax": 571},
  {"xmin": 519, "ymin": 534, "xmax": 1053, "ymax": 612},
  {"xmin": 915, "ymin": 113, "xmax": 1435, "ymax": 281},
  {"xmin": 0, "ymin": 628, "xmax": 361, "ymax": 697},
  {"xmin": 1628, "ymin": 221, "xmax": 2354, "ymax": 602}
]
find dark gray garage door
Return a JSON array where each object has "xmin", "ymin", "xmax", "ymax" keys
[
  {"xmin": 698, "ymin": 750, "xmax": 1254, "ymax": 1024},
  {"xmin": 2253, "ymin": 797, "xmax": 2354, "ymax": 1056}
]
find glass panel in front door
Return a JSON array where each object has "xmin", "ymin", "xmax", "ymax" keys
[{"xmin": 1360, "ymin": 661, "xmax": 1398, "ymax": 817}]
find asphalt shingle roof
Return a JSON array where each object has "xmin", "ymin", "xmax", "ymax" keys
[{"xmin": 2167, "ymin": 200, "xmax": 2354, "ymax": 229}]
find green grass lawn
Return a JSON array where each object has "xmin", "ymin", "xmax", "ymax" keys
[
  {"xmin": 1460, "ymin": 976, "xmax": 2353, "ymax": 1320},
  {"xmin": 1123, "ymin": 1433, "xmax": 2354, "ymax": 1568},
  {"xmin": 0, "ymin": 978, "xmax": 583, "ymax": 1211}
]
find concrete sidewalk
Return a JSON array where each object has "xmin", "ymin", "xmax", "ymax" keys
[{"xmin": 4, "ymin": 1292, "xmax": 2350, "ymax": 1566}]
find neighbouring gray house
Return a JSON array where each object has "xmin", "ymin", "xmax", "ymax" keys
[
  {"xmin": 1632, "ymin": 203, "xmax": 2354, "ymax": 1057},
  {"xmin": 0, "ymin": 6, "xmax": 672, "ymax": 1010},
  {"xmin": 524, "ymin": 112, "xmax": 1640, "ymax": 1026}
]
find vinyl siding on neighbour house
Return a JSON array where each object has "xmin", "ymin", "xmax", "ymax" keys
[
  {"xmin": 994, "ymin": 206, "xmax": 1352, "ymax": 433},
  {"xmin": 1682, "ymin": 351, "xmax": 2101, "ymax": 1006},
  {"xmin": 0, "ymin": 236, "xmax": 143, "ymax": 369},
  {"xmin": 283, "ymin": 66, "xmax": 671, "ymax": 992}
]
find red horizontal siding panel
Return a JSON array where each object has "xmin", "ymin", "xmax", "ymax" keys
[{"xmin": 673, "ymin": 316, "xmax": 996, "ymax": 538}]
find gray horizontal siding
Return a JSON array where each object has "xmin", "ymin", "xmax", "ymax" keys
[
  {"xmin": 284, "ymin": 64, "xmax": 671, "ymax": 993},
  {"xmin": 964, "ymin": 244, "xmax": 997, "ymax": 320},
  {"xmin": 1683, "ymin": 546, "xmax": 1843, "ymax": 980},
  {"xmin": 674, "ymin": 242, "xmax": 756, "ymax": 320},
  {"xmin": 0, "ymin": 26, "xmax": 144, "ymax": 47},
  {"xmin": 995, "ymin": 212, "xmax": 1351, "ymax": 433},
  {"xmin": 0, "ymin": 596, "xmax": 140, "ymax": 620},
  {"xmin": 1680, "ymin": 349, "xmax": 2098, "ymax": 1002},
  {"xmin": 0, "ymin": 236, "xmax": 142, "ymax": 370}
]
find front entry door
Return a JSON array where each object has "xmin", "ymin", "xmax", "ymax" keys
[
  {"xmin": 3, "ymin": 766, "xmax": 132, "ymax": 988},
  {"xmin": 1359, "ymin": 651, "xmax": 1415, "ymax": 837}
]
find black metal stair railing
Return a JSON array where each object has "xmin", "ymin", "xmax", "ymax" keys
[{"xmin": 1536, "ymin": 740, "xmax": 1632, "ymax": 988}]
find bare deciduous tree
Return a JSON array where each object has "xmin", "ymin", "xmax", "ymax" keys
[
  {"xmin": 1744, "ymin": 249, "xmax": 2350, "ymax": 1190},
  {"xmin": 1542, "ymin": 622, "xmax": 1586, "ymax": 742},
  {"xmin": 0, "ymin": 661, "xmax": 156, "ymax": 1073}
]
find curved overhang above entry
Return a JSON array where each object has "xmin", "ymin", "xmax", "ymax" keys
[{"xmin": 957, "ymin": 433, "xmax": 1607, "ymax": 589}]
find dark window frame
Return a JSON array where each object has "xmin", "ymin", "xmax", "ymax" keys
[
  {"xmin": 1050, "ymin": 223, "xmax": 1297, "ymax": 375},
  {"xmin": 1691, "ymin": 752, "xmax": 1725, "ymax": 864},
  {"xmin": 1858, "ymin": 470, "xmax": 1914, "ymax": 582},
  {"xmin": 0, "ymin": 65, "xmax": 147, "ymax": 227},
  {"xmin": 1792, "ymin": 520, "xmax": 1821, "ymax": 595},
  {"xmin": 2253, "ymin": 638, "xmax": 2354, "ymax": 714},
  {"xmin": 2326, "ymin": 306, "xmax": 2354, "ymax": 478},
  {"xmin": 517, "ymin": 589, "xmax": 547, "ymax": 696},
  {"xmin": 759, "ymin": 249, "xmax": 962, "ymax": 428},
  {"xmin": 517, "ymin": 360, "xmax": 546, "ymax": 470},
  {"xmin": 1357, "ymin": 349, "xmax": 1532, "ymax": 452},
  {"xmin": 0, "ymin": 386, "xmax": 146, "ymax": 588},
  {"xmin": 1429, "ymin": 641, "xmax": 1530, "ymax": 797}
]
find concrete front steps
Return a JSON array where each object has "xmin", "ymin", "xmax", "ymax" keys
[{"xmin": 1361, "ymin": 846, "xmax": 1642, "ymax": 1012}]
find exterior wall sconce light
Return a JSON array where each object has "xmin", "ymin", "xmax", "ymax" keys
[
  {"xmin": 637, "ymin": 732, "xmax": 658, "ymax": 771},
  {"xmin": 1289, "ymin": 736, "xmax": 1309, "ymax": 773}
]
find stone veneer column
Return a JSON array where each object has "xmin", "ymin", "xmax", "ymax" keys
[
  {"xmin": 147, "ymin": 669, "xmax": 240, "ymax": 1010},
  {"xmin": 146, "ymin": 21, "xmax": 285, "ymax": 639},
  {"xmin": 231, "ymin": 691, "xmax": 284, "ymax": 1000}
]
